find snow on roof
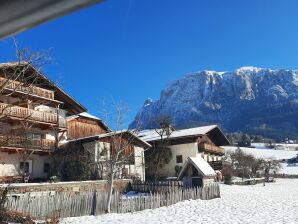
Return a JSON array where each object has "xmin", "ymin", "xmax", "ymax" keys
[
  {"xmin": 67, "ymin": 112, "xmax": 101, "ymax": 121},
  {"xmin": 65, "ymin": 130, "xmax": 151, "ymax": 148},
  {"xmin": 139, "ymin": 125, "xmax": 218, "ymax": 142},
  {"xmin": 79, "ymin": 112, "xmax": 101, "ymax": 120},
  {"xmin": 178, "ymin": 157, "xmax": 216, "ymax": 179}
]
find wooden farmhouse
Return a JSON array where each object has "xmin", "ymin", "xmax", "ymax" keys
[
  {"xmin": 138, "ymin": 125, "xmax": 230, "ymax": 179},
  {"xmin": 177, "ymin": 157, "xmax": 216, "ymax": 187},
  {"xmin": 0, "ymin": 63, "xmax": 86, "ymax": 182},
  {"xmin": 60, "ymin": 113, "xmax": 150, "ymax": 181},
  {"xmin": 0, "ymin": 62, "xmax": 150, "ymax": 183},
  {"xmin": 61, "ymin": 130, "xmax": 150, "ymax": 181}
]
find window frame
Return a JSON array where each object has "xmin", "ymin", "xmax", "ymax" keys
[{"xmin": 176, "ymin": 155, "xmax": 183, "ymax": 163}]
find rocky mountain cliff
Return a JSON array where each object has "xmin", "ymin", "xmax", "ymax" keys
[{"xmin": 130, "ymin": 67, "xmax": 298, "ymax": 140}]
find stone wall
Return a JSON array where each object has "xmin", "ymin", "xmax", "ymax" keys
[{"xmin": 0, "ymin": 179, "xmax": 131, "ymax": 193}]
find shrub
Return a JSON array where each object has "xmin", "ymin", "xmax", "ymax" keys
[
  {"xmin": 0, "ymin": 186, "xmax": 9, "ymax": 222},
  {"xmin": 222, "ymin": 164, "xmax": 234, "ymax": 185},
  {"xmin": 0, "ymin": 187, "xmax": 35, "ymax": 224}
]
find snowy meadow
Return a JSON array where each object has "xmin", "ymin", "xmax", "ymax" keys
[{"xmin": 61, "ymin": 179, "xmax": 298, "ymax": 224}]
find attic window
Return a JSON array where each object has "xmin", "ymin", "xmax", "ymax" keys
[{"xmin": 176, "ymin": 155, "xmax": 183, "ymax": 163}]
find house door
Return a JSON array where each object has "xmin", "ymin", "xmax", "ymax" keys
[{"xmin": 192, "ymin": 178, "xmax": 203, "ymax": 187}]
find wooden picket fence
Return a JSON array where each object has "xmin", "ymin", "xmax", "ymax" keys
[
  {"xmin": 119, "ymin": 184, "xmax": 220, "ymax": 213},
  {"xmin": 5, "ymin": 184, "xmax": 220, "ymax": 219}
]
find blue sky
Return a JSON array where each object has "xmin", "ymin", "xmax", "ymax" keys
[{"xmin": 1, "ymin": 0, "xmax": 298, "ymax": 127}]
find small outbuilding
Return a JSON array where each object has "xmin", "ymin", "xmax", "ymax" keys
[{"xmin": 178, "ymin": 157, "xmax": 216, "ymax": 187}]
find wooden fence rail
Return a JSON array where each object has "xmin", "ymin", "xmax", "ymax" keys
[
  {"xmin": 5, "ymin": 184, "xmax": 220, "ymax": 219},
  {"xmin": 131, "ymin": 181, "xmax": 183, "ymax": 193}
]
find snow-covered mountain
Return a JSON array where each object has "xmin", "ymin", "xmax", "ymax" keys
[{"xmin": 130, "ymin": 67, "xmax": 298, "ymax": 139}]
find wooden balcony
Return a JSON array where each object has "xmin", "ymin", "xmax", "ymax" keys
[
  {"xmin": 0, "ymin": 135, "xmax": 55, "ymax": 151},
  {"xmin": 0, "ymin": 76, "xmax": 54, "ymax": 100},
  {"xmin": 198, "ymin": 142, "xmax": 225, "ymax": 155},
  {"xmin": 0, "ymin": 103, "xmax": 67, "ymax": 128}
]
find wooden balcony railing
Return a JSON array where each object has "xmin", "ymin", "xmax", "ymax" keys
[
  {"xmin": 0, "ymin": 135, "xmax": 55, "ymax": 151},
  {"xmin": 0, "ymin": 77, "xmax": 54, "ymax": 100},
  {"xmin": 0, "ymin": 103, "xmax": 67, "ymax": 128},
  {"xmin": 198, "ymin": 142, "xmax": 225, "ymax": 155}
]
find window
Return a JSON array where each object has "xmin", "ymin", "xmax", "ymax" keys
[
  {"xmin": 20, "ymin": 161, "xmax": 31, "ymax": 174},
  {"xmin": 44, "ymin": 162, "xmax": 50, "ymax": 173},
  {"xmin": 26, "ymin": 133, "xmax": 42, "ymax": 140},
  {"xmin": 176, "ymin": 155, "xmax": 183, "ymax": 163},
  {"xmin": 192, "ymin": 165, "xmax": 199, "ymax": 176}
]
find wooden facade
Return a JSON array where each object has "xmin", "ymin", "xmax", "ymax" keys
[
  {"xmin": 0, "ymin": 63, "xmax": 84, "ymax": 153},
  {"xmin": 0, "ymin": 102, "xmax": 67, "ymax": 128},
  {"xmin": 0, "ymin": 76, "xmax": 55, "ymax": 100},
  {"xmin": 67, "ymin": 116, "xmax": 109, "ymax": 139},
  {"xmin": 149, "ymin": 134, "xmax": 226, "ymax": 156},
  {"xmin": 0, "ymin": 63, "xmax": 86, "ymax": 180},
  {"xmin": 60, "ymin": 131, "xmax": 149, "ymax": 181}
]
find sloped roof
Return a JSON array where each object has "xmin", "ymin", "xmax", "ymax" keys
[
  {"xmin": 64, "ymin": 130, "xmax": 151, "ymax": 148},
  {"xmin": 79, "ymin": 112, "xmax": 101, "ymax": 120},
  {"xmin": 138, "ymin": 125, "xmax": 230, "ymax": 146},
  {"xmin": 67, "ymin": 112, "xmax": 100, "ymax": 121},
  {"xmin": 139, "ymin": 125, "xmax": 217, "ymax": 141},
  {"xmin": 178, "ymin": 157, "xmax": 216, "ymax": 179}
]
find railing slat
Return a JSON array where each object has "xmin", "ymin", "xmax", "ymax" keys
[
  {"xmin": 0, "ymin": 77, "xmax": 54, "ymax": 100},
  {"xmin": 0, "ymin": 102, "xmax": 67, "ymax": 128},
  {"xmin": 0, "ymin": 135, "xmax": 55, "ymax": 151}
]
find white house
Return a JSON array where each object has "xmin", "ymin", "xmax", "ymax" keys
[{"xmin": 138, "ymin": 125, "xmax": 230, "ymax": 178}]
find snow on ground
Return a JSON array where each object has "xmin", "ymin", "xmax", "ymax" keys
[
  {"xmin": 224, "ymin": 146, "xmax": 298, "ymax": 175},
  {"xmin": 280, "ymin": 163, "xmax": 298, "ymax": 175},
  {"xmin": 223, "ymin": 146, "xmax": 298, "ymax": 160},
  {"xmin": 61, "ymin": 179, "xmax": 298, "ymax": 224}
]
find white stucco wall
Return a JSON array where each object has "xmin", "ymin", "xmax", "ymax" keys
[
  {"xmin": 158, "ymin": 143, "xmax": 223, "ymax": 178},
  {"xmin": 0, "ymin": 152, "xmax": 51, "ymax": 179},
  {"xmin": 160, "ymin": 143, "xmax": 198, "ymax": 177},
  {"xmin": 131, "ymin": 146, "xmax": 145, "ymax": 181}
]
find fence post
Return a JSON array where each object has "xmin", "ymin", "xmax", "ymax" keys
[{"xmin": 91, "ymin": 190, "xmax": 97, "ymax": 215}]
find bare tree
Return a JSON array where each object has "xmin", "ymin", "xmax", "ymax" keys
[
  {"xmin": 145, "ymin": 115, "xmax": 173, "ymax": 180},
  {"xmin": 82, "ymin": 101, "xmax": 146, "ymax": 213},
  {"xmin": 261, "ymin": 158, "xmax": 280, "ymax": 186},
  {"xmin": 227, "ymin": 148, "xmax": 261, "ymax": 180},
  {"xmin": 226, "ymin": 148, "xmax": 280, "ymax": 183}
]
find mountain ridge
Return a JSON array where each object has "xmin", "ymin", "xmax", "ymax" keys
[{"xmin": 130, "ymin": 67, "xmax": 298, "ymax": 140}]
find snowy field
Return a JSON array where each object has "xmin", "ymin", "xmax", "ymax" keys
[
  {"xmin": 224, "ymin": 146, "xmax": 298, "ymax": 175},
  {"xmin": 61, "ymin": 179, "xmax": 298, "ymax": 224},
  {"xmin": 280, "ymin": 163, "xmax": 298, "ymax": 175},
  {"xmin": 223, "ymin": 146, "xmax": 298, "ymax": 160}
]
